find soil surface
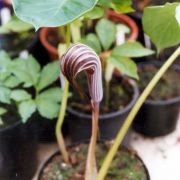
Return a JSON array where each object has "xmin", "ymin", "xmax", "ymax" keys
[
  {"xmin": 0, "ymin": 104, "xmax": 19, "ymax": 129},
  {"xmin": 40, "ymin": 144, "xmax": 148, "ymax": 180},
  {"xmin": 138, "ymin": 64, "xmax": 180, "ymax": 101},
  {"xmin": 69, "ymin": 74, "xmax": 133, "ymax": 114}
]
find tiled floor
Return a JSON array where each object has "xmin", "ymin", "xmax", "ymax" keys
[{"xmin": 33, "ymin": 114, "xmax": 180, "ymax": 180}]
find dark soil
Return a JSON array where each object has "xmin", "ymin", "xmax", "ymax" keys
[
  {"xmin": 0, "ymin": 104, "xmax": 20, "ymax": 129},
  {"xmin": 40, "ymin": 144, "xmax": 148, "ymax": 180},
  {"xmin": 138, "ymin": 64, "xmax": 180, "ymax": 101},
  {"xmin": 69, "ymin": 74, "xmax": 133, "ymax": 114}
]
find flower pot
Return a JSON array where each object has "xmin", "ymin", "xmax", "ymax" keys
[
  {"xmin": 0, "ymin": 118, "xmax": 38, "ymax": 179},
  {"xmin": 133, "ymin": 61, "xmax": 180, "ymax": 137},
  {"xmin": 0, "ymin": 30, "xmax": 37, "ymax": 58},
  {"xmin": 30, "ymin": 112, "xmax": 68, "ymax": 143},
  {"xmin": 37, "ymin": 143, "xmax": 150, "ymax": 180},
  {"xmin": 39, "ymin": 27, "xmax": 59, "ymax": 60},
  {"xmin": 107, "ymin": 10, "xmax": 139, "ymax": 42},
  {"xmin": 67, "ymin": 77, "xmax": 139, "ymax": 147},
  {"xmin": 39, "ymin": 10, "xmax": 138, "ymax": 60}
]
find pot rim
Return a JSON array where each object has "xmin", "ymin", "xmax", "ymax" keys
[
  {"xmin": 138, "ymin": 60, "xmax": 180, "ymax": 105},
  {"xmin": 67, "ymin": 79, "xmax": 139, "ymax": 120},
  {"xmin": 0, "ymin": 120, "xmax": 21, "ymax": 133},
  {"xmin": 37, "ymin": 143, "xmax": 150, "ymax": 180}
]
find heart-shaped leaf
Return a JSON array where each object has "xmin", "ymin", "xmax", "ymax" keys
[
  {"xmin": 12, "ymin": 0, "xmax": 98, "ymax": 29},
  {"xmin": 142, "ymin": 3, "xmax": 180, "ymax": 52}
]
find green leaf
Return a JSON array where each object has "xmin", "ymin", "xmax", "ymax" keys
[
  {"xmin": 11, "ymin": 90, "xmax": 31, "ymax": 102},
  {"xmin": 108, "ymin": 55, "xmax": 138, "ymax": 79},
  {"xmin": 96, "ymin": 19, "xmax": 116, "ymax": 50},
  {"xmin": 112, "ymin": 42, "xmax": 154, "ymax": 58},
  {"xmin": 4, "ymin": 76, "xmax": 21, "ymax": 88},
  {"xmin": 142, "ymin": 3, "xmax": 180, "ymax": 52},
  {"xmin": 36, "ymin": 98, "xmax": 60, "ymax": 119},
  {"xmin": 12, "ymin": 0, "xmax": 98, "ymax": 29},
  {"xmin": 84, "ymin": 6, "xmax": 104, "ymax": 19},
  {"xmin": 37, "ymin": 61, "xmax": 60, "ymax": 91},
  {"xmin": 18, "ymin": 100, "xmax": 36, "ymax": 123},
  {"xmin": 2, "ymin": 16, "xmax": 33, "ymax": 33},
  {"xmin": 82, "ymin": 33, "xmax": 102, "ymax": 54},
  {"xmin": 37, "ymin": 87, "xmax": 63, "ymax": 103},
  {"xmin": 0, "ymin": 86, "xmax": 11, "ymax": 104},
  {"xmin": 12, "ymin": 56, "xmax": 40, "ymax": 86},
  {"xmin": 0, "ymin": 107, "xmax": 7, "ymax": 115},
  {"xmin": 0, "ymin": 51, "xmax": 12, "ymax": 81}
]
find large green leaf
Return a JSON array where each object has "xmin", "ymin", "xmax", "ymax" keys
[
  {"xmin": 108, "ymin": 55, "xmax": 138, "ymax": 79},
  {"xmin": 0, "ymin": 86, "xmax": 11, "ymax": 104},
  {"xmin": 36, "ymin": 98, "xmax": 60, "ymax": 119},
  {"xmin": 18, "ymin": 100, "xmax": 36, "ymax": 123},
  {"xmin": 12, "ymin": 0, "xmax": 98, "ymax": 29},
  {"xmin": 37, "ymin": 61, "xmax": 60, "ymax": 91},
  {"xmin": 112, "ymin": 42, "xmax": 154, "ymax": 58},
  {"xmin": 96, "ymin": 18, "xmax": 116, "ymax": 50},
  {"xmin": 4, "ymin": 76, "xmax": 21, "ymax": 88},
  {"xmin": 11, "ymin": 90, "xmax": 31, "ymax": 102},
  {"xmin": 37, "ymin": 87, "xmax": 63, "ymax": 103},
  {"xmin": 142, "ymin": 3, "xmax": 180, "ymax": 52},
  {"xmin": 12, "ymin": 56, "xmax": 40, "ymax": 86}
]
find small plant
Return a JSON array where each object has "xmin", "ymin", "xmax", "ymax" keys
[
  {"xmin": 0, "ymin": 50, "xmax": 62, "ymax": 124},
  {"xmin": 82, "ymin": 18, "xmax": 154, "ymax": 108}
]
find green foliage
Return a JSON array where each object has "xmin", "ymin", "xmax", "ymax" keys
[
  {"xmin": 0, "ymin": 50, "xmax": 63, "ymax": 124},
  {"xmin": 12, "ymin": 0, "xmax": 98, "ymax": 29},
  {"xmin": 0, "ymin": 108, "xmax": 7, "ymax": 116},
  {"xmin": 108, "ymin": 56, "xmax": 138, "ymax": 79},
  {"xmin": 37, "ymin": 61, "xmax": 60, "ymax": 91},
  {"xmin": 98, "ymin": 0, "xmax": 133, "ymax": 13},
  {"xmin": 82, "ymin": 33, "xmax": 102, "ymax": 54},
  {"xmin": 0, "ymin": 16, "xmax": 33, "ymax": 33},
  {"xmin": 11, "ymin": 90, "xmax": 31, "ymax": 102},
  {"xmin": 112, "ymin": 42, "xmax": 154, "ymax": 58},
  {"xmin": 18, "ymin": 100, "xmax": 36, "ymax": 123},
  {"xmin": 84, "ymin": 6, "xmax": 104, "ymax": 20},
  {"xmin": 96, "ymin": 19, "xmax": 116, "ymax": 50},
  {"xmin": 142, "ymin": 3, "xmax": 180, "ymax": 52}
]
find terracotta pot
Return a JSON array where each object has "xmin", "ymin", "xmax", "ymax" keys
[
  {"xmin": 39, "ymin": 27, "xmax": 59, "ymax": 60},
  {"xmin": 40, "ymin": 10, "xmax": 138, "ymax": 60},
  {"xmin": 107, "ymin": 10, "xmax": 139, "ymax": 41}
]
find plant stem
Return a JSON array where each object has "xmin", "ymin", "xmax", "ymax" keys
[
  {"xmin": 105, "ymin": 80, "xmax": 109, "ymax": 108},
  {"xmin": 55, "ymin": 24, "xmax": 71, "ymax": 164},
  {"xmin": 56, "ymin": 79, "xmax": 69, "ymax": 163},
  {"xmin": 85, "ymin": 102, "xmax": 99, "ymax": 180},
  {"xmin": 98, "ymin": 46, "xmax": 180, "ymax": 180}
]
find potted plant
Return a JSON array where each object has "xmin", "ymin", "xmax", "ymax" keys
[
  {"xmin": 0, "ymin": 14, "xmax": 36, "ymax": 57},
  {"xmin": 11, "ymin": 0, "xmax": 151, "ymax": 179},
  {"xmin": 10, "ymin": 54, "xmax": 64, "ymax": 142},
  {"xmin": 66, "ymin": 17, "xmax": 153, "ymax": 144},
  {"xmin": 39, "ymin": 1, "xmax": 139, "ymax": 60},
  {"xmin": 0, "ymin": 51, "xmax": 38, "ymax": 179},
  {"xmin": 133, "ymin": 61, "xmax": 180, "ymax": 137}
]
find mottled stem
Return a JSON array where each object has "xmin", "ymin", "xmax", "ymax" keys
[{"xmin": 85, "ymin": 102, "xmax": 99, "ymax": 180}]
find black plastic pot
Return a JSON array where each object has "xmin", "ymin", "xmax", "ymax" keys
[
  {"xmin": 37, "ymin": 144, "xmax": 150, "ymax": 180},
  {"xmin": 133, "ymin": 61, "xmax": 180, "ymax": 137},
  {"xmin": 66, "ymin": 79, "xmax": 139, "ymax": 147},
  {"xmin": 0, "ymin": 119, "xmax": 38, "ymax": 180},
  {"xmin": 30, "ymin": 113, "xmax": 68, "ymax": 143}
]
